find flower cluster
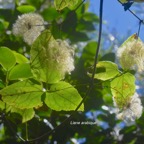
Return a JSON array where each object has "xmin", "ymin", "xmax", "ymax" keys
[
  {"xmin": 12, "ymin": 13, "xmax": 45, "ymax": 45},
  {"xmin": 47, "ymin": 39, "xmax": 75, "ymax": 78},
  {"xmin": 113, "ymin": 93, "xmax": 143, "ymax": 122},
  {"xmin": 117, "ymin": 34, "xmax": 144, "ymax": 72}
]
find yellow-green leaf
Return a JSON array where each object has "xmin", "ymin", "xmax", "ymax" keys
[
  {"xmin": 0, "ymin": 80, "xmax": 43, "ymax": 109},
  {"xmin": 0, "ymin": 47, "xmax": 16, "ymax": 71},
  {"xmin": 0, "ymin": 100, "xmax": 5, "ymax": 110},
  {"xmin": 17, "ymin": 5, "xmax": 36, "ymax": 13},
  {"xmin": 9, "ymin": 63, "xmax": 33, "ymax": 80},
  {"xmin": 54, "ymin": 0, "xmax": 79, "ymax": 10},
  {"xmin": 30, "ymin": 30, "xmax": 64, "ymax": 83},
  {"xmin": 110, "ymin": 73, "xmax": 135, "ymax": 109},
  {"xmin": 45, "ymin": 81, "xmax": 84, "ymax": 111},
  {"xmin": 11, "ymin": 107, "xmax": 35, "ymax": 123},
  {"xmin": 13, "ymin": 51, "xmax": 29, "ymax": 64},
  {"xmin": 93, "ymin": 61, "xmax": 120, "ymax": 81}
]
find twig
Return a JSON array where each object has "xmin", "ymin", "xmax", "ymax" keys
[
  {"xmin": 91, "ymin": 0, "xmax": 103, "ymax": 83},
  {"xmin": 117, "ymin": 0, "xmax": 144, "ymax": 35},
  {"xmin": 3, "ymin": 113, "xmax": 26, "ymax": 142}
]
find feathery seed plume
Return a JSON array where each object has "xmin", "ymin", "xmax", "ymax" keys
[
  {"xmin": 117, "ymin": 34, "xmax": 144, "ymax": 72},
  {"xmin": 114, "ymin": 93, "xmax": 143, "ymax": 122},
  {"xmin": 12, "ymin": 13, "xmax": 45, "ymax": 45},
  {"xmin": 48, "ymin": 39, "xmax": 75, "ymax": 77}
]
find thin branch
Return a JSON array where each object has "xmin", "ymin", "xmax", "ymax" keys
[
  {"xmin": 91, "ymin": 0, "xmax": 103, "ymax": 83},
  {"xmin": 117, "ymin": 0, "xmax": 144, "ymax": 38},
  {"xmin": 3, "ymin": 114, "xmax": 26, "ymax": 142},
  {"xmin": 74, "ymin": 0, "xmax": 86, "ymax": 11},
  {"xmin": 117, "ymin": 0, "xmax": 143, "ymax": 22},
  {"xmin": 128, "ymin": 9, "xmax": 142, "ymax": 22},
  {"xmin": 137, "ymin": 20, "xmax": 142, "ymax": 36},
  {"xmin": 26, "ymin": 122, "xmax": 29, "ymax": 141},
  {"xmin": 73, "ymin": 0, "xmax": 104, "ymax": 113}
]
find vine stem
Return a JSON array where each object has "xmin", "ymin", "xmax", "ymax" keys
[
  {"xmin": 26, "ymin": 122, "xmax": 28, "ymax": 141},
  {"xmin": 5, "ymin": 71, "xmax": 9, "ymax": 86},
  {"xmin": 91, "ymin": 0, "xmax": 103, "ymax": 83},
  {"xmin": 72, "ymin": 0, "xmax": 104, "ymax": 112},
  {"xmin": 3, "ymin": 115, "xmax": 25, "ymax": 142}
]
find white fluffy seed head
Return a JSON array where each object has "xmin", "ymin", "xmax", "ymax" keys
[
  {"xmin": 12, "ymin": 13, "xmax": 45, "ymax": 45},
  {"xmin": 48, "ymin": 39, "xmax": 75, "ymax": 78},
  {"xmin": 117, "ymin": 38, "xmax": 144, "ymax": 72},
  {"xmin": 116, "ymin": 93, "xmax": 143, "ymax": 122}
]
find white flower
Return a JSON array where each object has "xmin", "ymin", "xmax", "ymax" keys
[
  {"xmin": 48, "ymin": 39, "xmax": 75, "ymax": 77},
  {"xmin": 12, "ymin": 13, "xmax": 45, "ymax": 45},
  {"xmin": 115, "ymin": 93, "xmax": 143, "ymax": 122},
  {"xmin": 117, "ymin": 35, "xmax": 144, "ymax": 72}
]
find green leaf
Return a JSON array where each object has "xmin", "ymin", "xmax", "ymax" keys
[
  {"xmin": 17, "ymin": 5, "xmax": 36, "ymax": 13},
  {"xmin": 0, "ymin": 80, "xmax": 5, "ymax": 88},
  {"xmin": 11, "ymin": 107, "xmax": 35, "ymax": 123},
  {"xmin": 100, "ymin": 53, "xmax": 115, "ymax": 62},
  {"xmin": 9, "ymin": 63, "xmax": 33, "ymax": 80},
  {"xmin": 13, "ymin": 51, "xmax": 29, "ymax": 64},
  {"xmin": 82, "ymin": 41, "xmax": 98, "ymax": 65},
  {"xmin": 77, "ymin": 19, "xmax": 95, "ymax": 31},
  {"xmin": 0, "ymin": 47, "xmax": 16, "ymax": 71},
  {"xmin": 93, "ymin": 61, "xmax": 120, "ymax": 81},
  {"xmin": 0, "ymin": 80, "xmax": 43, "ymax": 109},
  {"xmin": 82, "ymin": 13, "xmax": 99, "ymax": 22},
  {"xmin": 110, "ymin": 73, "xmax": 135, "ymax": 108},
  {"xmin": 45, "ymin": 82, "xmax": 84, "ymax": 111},
  {"xmin": 0, "ymin": 100, "xmax": 5, "ymax": 110},
  {"xmin": 30, "ymin": 30, "xmax": 64, "ymax": 83},
  {"xmin": 83, "ymin": 41, "xmax": 97, "ymax": 55},
  {"xmin": 24, "ymin": 0, "xmax": 45, "ymax": 9},
  {"xmin": 0, "ymin": 20, "xmax": 9, "ymax": 31},
  {"xmin": 102, "ymin": 82, "xmax": 113, "ymax": 105},
  {"xmin": 41, "ymin": 8, "xmax": 59, "ymax": 21},
  {"xmin": 54, "ymin": 0, "xmax": 68, "ymax": 10},
  {"xmin": 54, "ymin": 0, "xmax": 78, "ymax": 10}
]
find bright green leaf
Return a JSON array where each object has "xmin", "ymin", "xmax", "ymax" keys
[
  {"xmin": 0, "ymin": 47, "xmax": 16, "ymax": 71},
  {"xmin": 0, "ymin": 80, "xmax": 43, "ymax": 109},
  {"xmin": 45, "ymin": 81, "xmax": 84, "ymax": 111},
  {"xmin": 110, "ymin": 73, "xmax": 135, "ymax": 108},
  {"xmin": 0, "ymin": 100, "xmax": 5, "ymax": 110},
  {"xmin": 13, "ymin": 51, "xmax": 29, "ymax": 64},
  {"xmin": 17, "ymin": 5, "xmax": 36, "ymax": 13},
  {"xmin": 30, "ymin": 30, "xmax": 64, "ymax": 83},
  {"xmin": 11, "ymin": 107, "xmax": 35, "ymax": 123},
  {"xmin": 54, "ymin": 0, "xmax": 78, "ymax": 10},
  {"xmin": 54, "ymin": 0, "xmax": 68, "ymax": 10},
  {"xmin": 9, "ymin": 63, "xmax": 33, "ymax": 80},
  {"xmin": 0, "ymin": 20, "xmax": 9, "ymax": 31},
  {"xmin": 93, "ymin": 61, "xmax": 120, "ymax": 81}
]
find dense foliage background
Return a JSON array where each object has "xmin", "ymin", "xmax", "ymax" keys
[{"xmin": 0, "ymin": 0, "xmax": 144, "ymax": 144}]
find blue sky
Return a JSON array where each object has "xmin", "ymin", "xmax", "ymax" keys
[{"xmin": 90, "ymin": 0, "xmax": 144, "ymax": 40}]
